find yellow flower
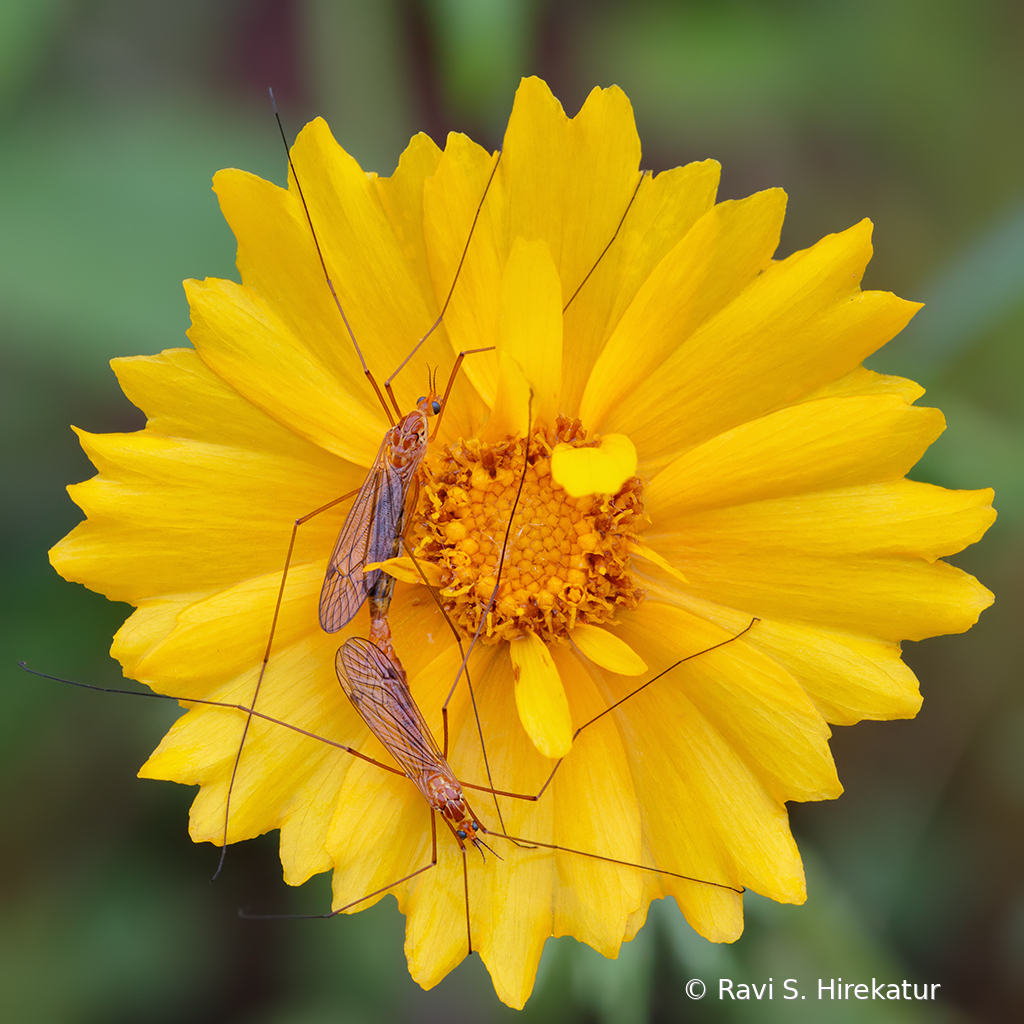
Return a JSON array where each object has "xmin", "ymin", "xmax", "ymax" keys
[{"xmin": 50, "ymin": 77, "xmax": 995, "ymax": 1008}]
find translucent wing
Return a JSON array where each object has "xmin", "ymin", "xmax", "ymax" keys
[
  {"xmin": 336, "ymin": 637, "xmax": 446, "ymax": 785},
  {"xmin": 319, "ymin": 436, "xmax": 410, "ymax": 633}
]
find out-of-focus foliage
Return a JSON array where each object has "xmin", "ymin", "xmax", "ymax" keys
[{"xmin": 2, "ymin": 1, "xmax": 1020, "ymax": 1021}]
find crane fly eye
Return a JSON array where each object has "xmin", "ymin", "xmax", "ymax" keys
[
  {"xmin": 471, "ymin": 822, "xmax": 479, "ymax": 832},
  {"xmin": 431, "ymin": 399, "xmax": 442, "ymax": 415},
  {"xmin": 456, "ymin": 829, "xmax": 468, "ymax": 839}
]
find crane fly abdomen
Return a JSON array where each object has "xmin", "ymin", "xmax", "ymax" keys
[{"xmin": 335, "ymin": 638, "xmax": 480, "ymax": 845}]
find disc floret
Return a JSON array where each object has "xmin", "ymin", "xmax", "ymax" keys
[{"xmin": 414, "ymin": 416, "xmax": 645, "ymax": 644}]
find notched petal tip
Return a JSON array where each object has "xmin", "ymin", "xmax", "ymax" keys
[{"xmin": 551, "ymin": 434, "xmax": 638, "ymax": 498}]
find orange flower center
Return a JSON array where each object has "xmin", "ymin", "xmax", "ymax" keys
[{"xmin": 413, "ymin": 417, "xmax": 645, "ymax": 644}]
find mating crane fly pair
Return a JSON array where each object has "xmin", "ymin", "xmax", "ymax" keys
[{"xmin": 28, "ymin": 112, "xmax": 759, "ymax": 950}]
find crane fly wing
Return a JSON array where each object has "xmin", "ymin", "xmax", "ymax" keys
[
  {"xmin": 336, "ymin": 637, "xmax": 445, "ymax": 780},
  {"xmin": 319, "ymin": 436, "xmax": 408, "ymax": 632}
]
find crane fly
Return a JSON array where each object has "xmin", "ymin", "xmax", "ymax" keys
[
  {"xmin": 317, "ymin": 372, "xmax": 440, "ymax": 636},
  {"xmin": 272, "ymin": 92, "xmax": 500, "ymax": 637},
  {"xmin": 336, "ymin": 637, "xmax": 491, "ymax": 856},
  {"xmin": 20, "ymin": 615, "xmax": 757, "ymax": 959},
  {"xmin": 323, "ymin": 625, "xmax": 756, "ymax": 954}
]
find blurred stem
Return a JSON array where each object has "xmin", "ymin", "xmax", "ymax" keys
[
  {"xmin": 423, "ymin": 0, "xmax": 536, "ymax": 133},
  {"xmin": 301, "ymin": 0, "xmax": 416, "ymax": 174}
]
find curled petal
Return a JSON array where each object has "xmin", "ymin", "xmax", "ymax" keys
[{"xmin": 551, "ymin": 433, "xmax": 638, "ymax": 497}]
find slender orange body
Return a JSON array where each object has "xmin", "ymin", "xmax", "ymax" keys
[
  {"xmin": 319, "ymin": 395, "xmax": 438, "ymax": 634},
  {"xmin": 335, "ymin": 636, "xmax": 482, "ymax": 848}
]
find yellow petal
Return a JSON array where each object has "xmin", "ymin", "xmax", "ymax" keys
[
  {"xmin": 581, "ymin": 187, "xmax": 786, "ymax": 429},
  {"xmin": 628, "ymin": 541, "xmax": 689, "ymax": 585},
  {"xmin": 509, "ymin": 632, "xmax": 573, "ymax": 758},
  {"xmin": 549, "ymin": 646, "xmax": 644, "ymax": 952},
  {"xmin": 618, "ymin": 604, "xmax": 840, "ymax": 804},
  {"xmin": 502, "ymin": 79, "xmax": 642, "ymax": 289},
  {"xmin": 371, "ymin": 131, "xmax": 443, "ymax": 277},
  {"xmin": 561, "ymin": 158, "xmax": 721, "ymax": 411},
  {"xmin": 498, "ymin": 237, "xmax": 562, "ymax": 425},
  {"xmin": 607, "ymin": 609, "xmax": 810, "ymax": 906},
  {"xmin": 186, "ymin": 276, "xmax": 384, "ymax": 465},
  {"xmin": 663, "ymin": 481, "xmax": 996, "ymax": 561},
  {"xmin": 211, "ymin": 167, "xmax": 385, "ymax": 419},
  {"xmin": 327, "ymin": 757, "xmax": 433, "ymax": 914},
  {"xmin": 571, "ymin": 623, "xmax": 647, "ymax": 675},
  {"xmin": 140, "ymin": 629, "xmax": 358, "ymax": 850},
  {"xmin": 49, "ymin": 349, "xmax": 359, "ymax": 607},
  {"xmin": 479, "ymin": 350, "xmax": 534, "ymax": 442},
  {"xmin": 371, "ymin": 556, "xmax": 446, "ymax": 587},
  {"xmin": 550, "ymin": 433, "xmax": 637, "ymax": 497},
  {"xmin": 649, "ymin": 483, "xmax": 996, "ymax": 642},
  {"xmin": 283, "ymin": 119, "xmax": 450, "ymax": 380},
  {"xmin": 113, "ymin": 347, "xmax": 348, "ymax": 456},
  {"xmin": 802, "ymin": 364, "xmax": 925, "ymax": 402},
  {"xmin": 50, "ymin": 424, "xmax": 358, "ymax": 605},
  {"xmin": 647, "ymin": 394, "xmax": 945, "ymax": 520},
  {"xmin": 423, "ymin": 133, "xmax": 503, "ymax": 406},
  {"xmin": 603, "ymin": 219, "xmax": 922, "ymax": 464},
  {"xmin": 746, "ymin": 618, "xmax": 923, "ymax": 725},
  {"xmin": 438, "ymin": 647, "xmax": 554, "ymax": 1008}
]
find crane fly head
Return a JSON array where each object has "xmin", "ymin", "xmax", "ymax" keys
[
  {"xmin": 416, "ymin": 370, "xmax": 442, "ymax": 418},
  {"xmin": 432, "ymin": 783, "xmax": 496, "ymax": 861},
  {"xmin": 451, "ymin": 815, "xmax": 499, "ymax": 862}
]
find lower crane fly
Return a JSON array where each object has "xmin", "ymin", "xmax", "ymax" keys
[{"xmin": 21, "ymin": 617, "xmax": 757, "ymax": 957}]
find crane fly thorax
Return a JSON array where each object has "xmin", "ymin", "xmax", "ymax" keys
[
  {"xmin": 386, "ymin": 408, "xmax": 429, "ymax": 474},
  {"xmin": 425, "ymin": 769, "xmax": 474, "ymax": 834}
]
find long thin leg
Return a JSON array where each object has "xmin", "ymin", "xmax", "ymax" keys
[
  {"xmin": 270, "ymin": 92, "xmax": 396, "ymax": 423},
  {"xmin": 436, "ymin": 171, "xmax": 649, "ymax": 709},
  {"xmin": 25, "ymin": 644, "xmax": 746, "ymax": 901},
  {"xmin": 429, "ymin": 346, "xmax": 496, "ymax": 441},
  {"xmin": 441, "ymin": 397, "xmax": 534, "ymax": 713},
  {"xmin": 460, "ymin": 618, "xmax": 760, "ymax": 805},
  {"xmin": 480, "ymin": 828, "xmax": 743, "ymax": 895},
  {"xmin": 397, "ymin": 539, "xmax": 509, "ymax": 842},
  {"xmin": 214, "ymin": 486, "xmax": 361, "ymax": 878},
  {"xmin": 384, "ymin": 150, "xmax": 503, "ymax": 400},
  {"xmin": 562, "ymin": 169, "xmax": 648, "ymax": 312},
  {"xmin": 241, "ymin": 810, "xmax": 442, "ymax": 921},
  {"xmin": 431, "ymin": 396, "xmax": 534, "ymax": 841},
  {"xmin": 461, "ymin": 837, "xmax": 473, "ymax": 955},
  {"xmin": 19, "ymin": 663, "xmax": 407, "ymax": 778},
  {"xmin": 450, "ymin": 624, "xmax": 761, "ymax": 898}
]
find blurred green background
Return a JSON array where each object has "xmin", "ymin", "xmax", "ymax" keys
[{"xmin": 2, "ymin": 1, "xmax": 1021, "ymax": 1021}]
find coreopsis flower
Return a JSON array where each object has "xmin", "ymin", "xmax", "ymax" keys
[{"xmin": 50, "ymin": 77, "xmax": 995, "ymax": 1008}]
